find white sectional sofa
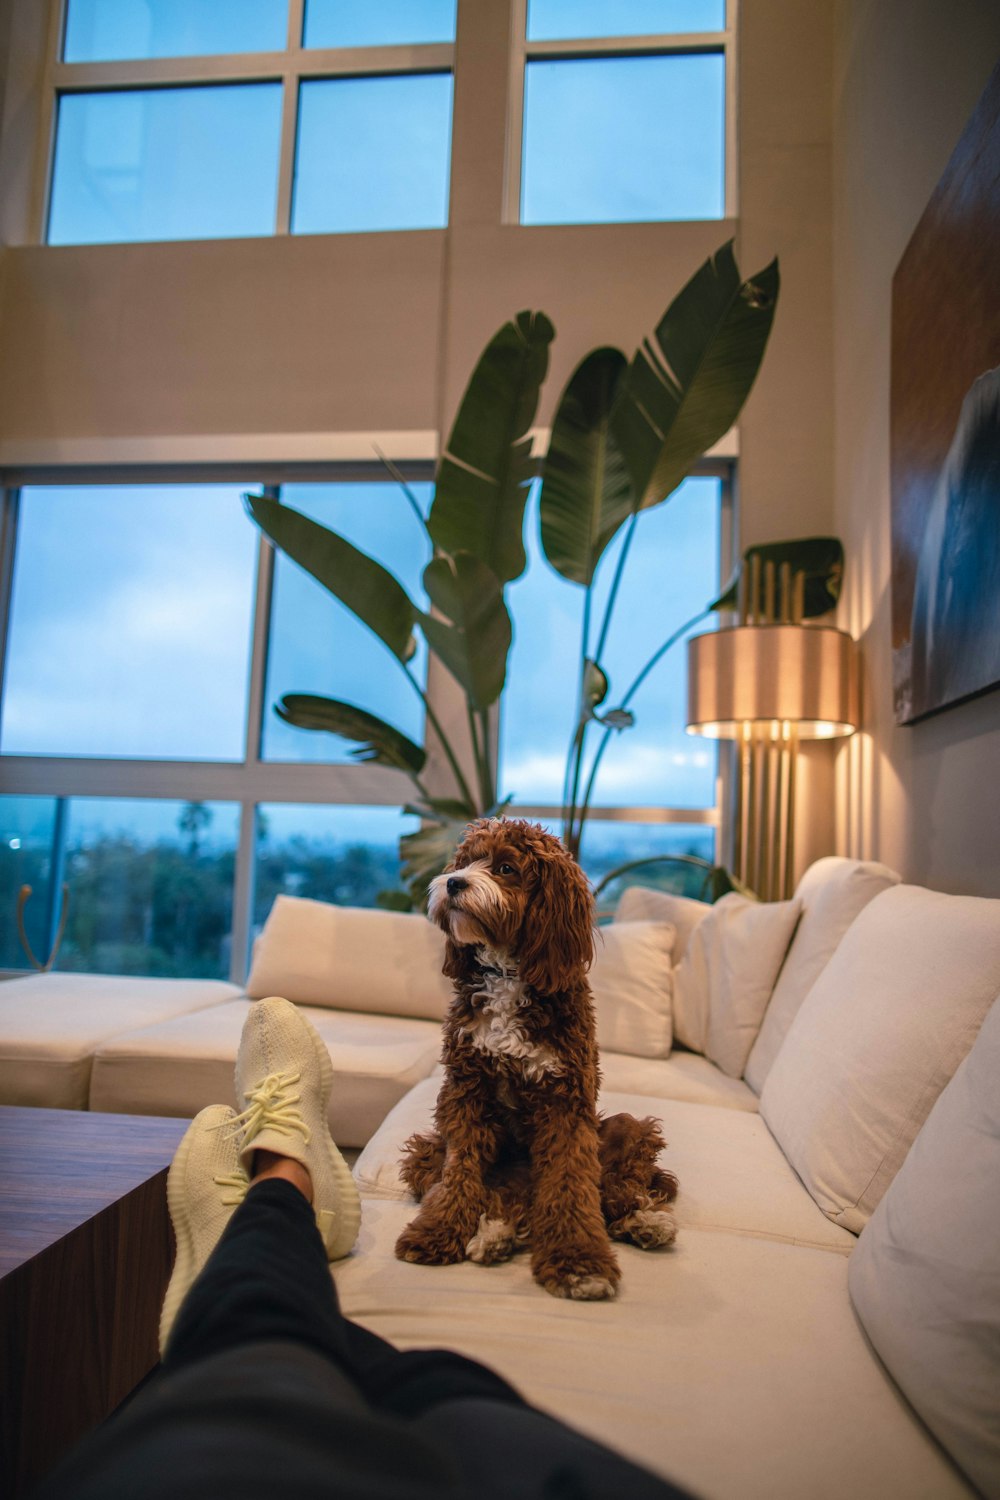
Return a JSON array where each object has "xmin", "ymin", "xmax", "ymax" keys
[{"xmin": 1, "ymin": 856, "xmax": 998, "ymax": 1500}]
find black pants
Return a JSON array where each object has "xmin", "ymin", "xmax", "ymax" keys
[{"xmin": 35, "ymin": 1180, "xmax": 690, "ymax": 1500}]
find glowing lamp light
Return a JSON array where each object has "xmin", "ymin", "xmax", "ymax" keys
[{"xmin": 686, "ymin": 624, "xmax": 859, "ymax": 741}]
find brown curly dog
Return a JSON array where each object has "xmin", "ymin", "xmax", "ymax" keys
[{"xmin": 394, "ymin": 818, "xmax": 678, "ymax": 1300}]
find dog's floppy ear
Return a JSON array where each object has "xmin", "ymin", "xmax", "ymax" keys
[{"xmin": 519, "ymin": 846, "xmax": 595, "ymax": 995}]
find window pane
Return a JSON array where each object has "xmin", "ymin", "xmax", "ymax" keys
[
  {"xmin": 2, "ymin": 486, "xmax": 256, "ymax": 760},
  {"xmin": 254, "ymin": 804, "xmax": 417, "ymax": 933},
  {"xmin": 292, "ymin": 75, "xmax": 452, "ymax": 234},
  {"xmin": 262, "ymin": 484, "xmax": 431, "ymax": 763},
  {"xmin": 63, "ymin": 0, "xmax": 287, "ymax": 62},
  {"xmin": 522, "ymin": 54, "xmax": 724, "ymax": 225},
  {"xmin": 524, "ymin": 814, "xmax": 715, "ymax": 896},
  {"xmin": 48, "ymin": 85, "xmax": 282, "ymax": 245},
  {"xmin": 500, "ymin": 477, "xmax": 720, "ymax": 809},
  {"xmin": 527, "ymin": 0, "xmax": 725, "ymax": 40},
  {"xmin": 578, "ymin": 820, "xmax": 716, "ymax": 888},
  {"xmin": 0, "ymin": 796, "xmax": 59, "ymax": 969},
  {"xmin": 50, "ymin": 798, "xmax": 238, "ymax": 978},
  {"xmin": 304, "ymin": 0, "xmax": 456, "ymax": 47}
]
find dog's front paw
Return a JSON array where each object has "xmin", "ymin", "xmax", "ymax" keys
[
  {"xmin": 466, "ymin": 1214, "xmax": 517, "ymax": 1265},
  {"xmin": 535, "ymin": 1246, "xmax": 621, "ymax": 1301},
  {"xmin": 544, "ymin": 1271, "xmax": 618, "ymax": 1301},
  {"xmin": 395, "ymin": 1221, "xmax": 466, "ymax": 1265}
]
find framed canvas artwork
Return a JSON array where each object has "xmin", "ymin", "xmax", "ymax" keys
[{"xmin": 891, "ymin": 64, "xmax": 1000, "ymax": 725}]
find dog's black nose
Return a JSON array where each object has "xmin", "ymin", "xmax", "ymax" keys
[{"xmin": 446, "ymin": 876, "xmax": 467, "ymax": 896}]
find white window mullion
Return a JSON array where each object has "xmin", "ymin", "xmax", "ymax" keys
[
  {"xmin": 502, "ymin": 0, "xmax": 528, "ymax": 225},
  {"xmin": 274, "ymin": 73, "xmax": 299, "ymax": 236},
  {"xmin": 725, "ymin": 0, "xmax": 739, "ymax": 219}
]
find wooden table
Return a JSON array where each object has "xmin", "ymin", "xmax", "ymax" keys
[{"xmin": 0, "ymin": 1105, "xmax": 188, "ymax": 1497}]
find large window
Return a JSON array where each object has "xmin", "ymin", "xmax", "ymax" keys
[
  {"xmin": 514, "ymin": 0, "xmax": 732, "ymax": 224},
  {"xmin": 46, "ymin": 0, "xmax": 456, "ymax": 243},
  {"xmin": 35, "ymin": 0, "xmax": 735, "ymax": 243},
  {"xmin": 0, "ymin": 472, "xmax": 726, "ymax": 979}
]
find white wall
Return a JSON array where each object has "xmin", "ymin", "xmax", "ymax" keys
[{"xmin": 832, "ymin": 1, "xmax": 1000, "ymax": 896}]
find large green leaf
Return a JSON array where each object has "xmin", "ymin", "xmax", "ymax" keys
[
  {"xmin": 275, "ymin": 695, "xmax": 426, "ymax": 775},
  {"xmin": 246, "ymin": 493, "xmax": 417, "ymax": 663},
  {"xmin": 419, "ymin": 553, "xmax": 512, "ymax": 710},
  {"xmin": 612, "ymin": 243, "xmax": 780, "ymax": 510},
  {"xmin": 398, "ymin": 795, "xmax": 512, "ymax": 908},
  {"xmin": 711, "ymin": 537, "xmax": 845, "ymax": 619},
  {"xmin": 429, "ymin": 310, "xmax": 555, "ymax": 584},
  {"xmin": 399, "ymin": 817, "xmax": 470, "ymax": 910},
  {"xmin": 539, "ymin": 347, "xmax": 634, "ymax": 585}
]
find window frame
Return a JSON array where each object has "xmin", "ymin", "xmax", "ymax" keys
[
  {"xmin": 504, "ymin": 0, "xmax": 738, "ymax": 225},
  {"xmin": 0, "ymin": 462, "xmax": 731, "ymax": 981},
  {"xmin": 33, "ymin": 0, "xmax": 456, "ymax": 244}
]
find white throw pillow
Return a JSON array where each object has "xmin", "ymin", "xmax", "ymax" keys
[
  {"xmin": 672, "ymin": 893, "xmax": 802, "ymax": 1077},
  {"xmin": 591, "ymin": 920, "xmax": 675, "ymax": 1059},
  {"xmin": 744, "ymin": 856, "xmax": 901, "ymax": 1094},
  {"xmin": 761, "ymin": 885, "xmax": 1000, "ymax": 1232},
  {"xmin": 247, "ymin": 896, "xmax": 453, "ymax": 1021},
  {"xmin": 848, "ymin": 996, "xmax": 1000, "ymax": 1499},
  {"xmin": 615, "ymin": 885, "xmax": 710, "ymax": 963}
]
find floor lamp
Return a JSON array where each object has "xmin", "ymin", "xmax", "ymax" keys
[{"xmin": 685, "ymin": 563, "xmax": 858, "ymax": 901}]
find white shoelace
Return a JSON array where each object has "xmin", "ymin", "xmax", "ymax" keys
[
  {"xmin": 213, "ymin": 1170, "xmax": 249, "ymax": 1207},
  {"xmin": 230, "ymin": 1068, "xmax": 312, "ymax": 1149}
]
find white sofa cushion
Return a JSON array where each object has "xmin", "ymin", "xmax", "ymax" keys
[
  {"xmin": 672, "ymin": 892, "xmax": 802, "ymax": 1074},
  {"xmin": 615, "ymin": 885, "xmax": 710, "ymax": 962},
  {"xmin": 0, "ymin": 972, "xmax": 241, "ymax": 1110},
  {"xmin": 849, "ymin": 996, "xmax": 1000, "ymax": 1499},
  {"xmin": 600, "ymin": 1048, "xmax": 759, "ymax": 1111},
  {"xmin": 354, "ymin": 1077, "xmax": 853, "ymax": 1253},
  {"xmin": 761, "ymin": 885, "xmax": 1000, "ymax": 1232},
  {"xmin": 338, "ymin": 1200, "xmax": 971, "ymax": 1500},
  {"xmin": 590, "ymin": 920, "xmax": 675, "ymax": 1058},
  {"xmin": 89, "ymin": 999, "xmax": 441, "ymax": 1147},
  {"xmin": 247, "ymin": 896, "xmax": 453, "ymax": 1020},
  {"xmin": 745, "ymin": 856, "xmax": 901, "ymax": 1094}
]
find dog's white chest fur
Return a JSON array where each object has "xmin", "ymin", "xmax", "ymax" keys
[{"xmin": 462, "ymin": 949, "xmax": 562, "ymax": 1082}]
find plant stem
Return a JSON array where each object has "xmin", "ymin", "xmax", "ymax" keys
[
  {"xmin": 374, "ymin": 446, "xmax": 432, "ymax": 539},
  {"xmin": 574, "ymin": 606, "xmax": 713, "ymax": 845},
  {"xmin": 466, "ymin": 702, "xmax": 491, "ymax": 812},
  {"xmin": 563, "ymin": 584, "xmax": 594, "ymax": 853},
  {"xmin": 479, "ymin": 706, "xmax": 495, "ymax": 808},
  {"xmin": 593, "ymin": 511, "xmax": 638, "ymax": 666},
  {"xmin": 620, "ymin": 606, "xmax": 712, "ymax": 712},
  {"xmin": 403, "ymin": 667, "xmax": 477, "ymax": 813},
  {"xmin": 564, "ymin": 515, "xmax": 639, "ymax": 855}
]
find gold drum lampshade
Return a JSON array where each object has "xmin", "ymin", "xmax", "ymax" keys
[
  {"xmin": 686, "ymin": 623, "xmax": 858, "ymax": 900},
  {"xmin": 686, "ymin": 624, "xmax": 858, "ymax": 738}
]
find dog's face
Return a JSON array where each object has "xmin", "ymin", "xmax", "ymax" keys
[{"xmin": 428, "ymin": 818, "xmax": 594, "ymax": 994}]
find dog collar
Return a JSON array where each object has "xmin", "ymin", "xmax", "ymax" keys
[{"xmin": 474, "ymin": 948, "xmax": 519, "ymax": 981}]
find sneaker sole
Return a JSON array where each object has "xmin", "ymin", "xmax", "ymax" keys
[
  {"xmin": 292, "ymin": 1006, "xmax": 362, "ymax": 1260},
  {"xmin": 159, "ymin": 1113, "xmax": 210, "ymax": 1356}
]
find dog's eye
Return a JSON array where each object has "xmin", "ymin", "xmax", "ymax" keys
[{"xmin": 497, "ymin": 863, "xmax": 516, "ymax": 877}]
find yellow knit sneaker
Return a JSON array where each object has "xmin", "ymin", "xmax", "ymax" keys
[
  {"xmin": 233, "ymin": 996, "xmax": 361, "ymax": 1261},
  {"xmin": 159, "ymin": 1104, "xmax": 248, "ymax": 1356}
]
